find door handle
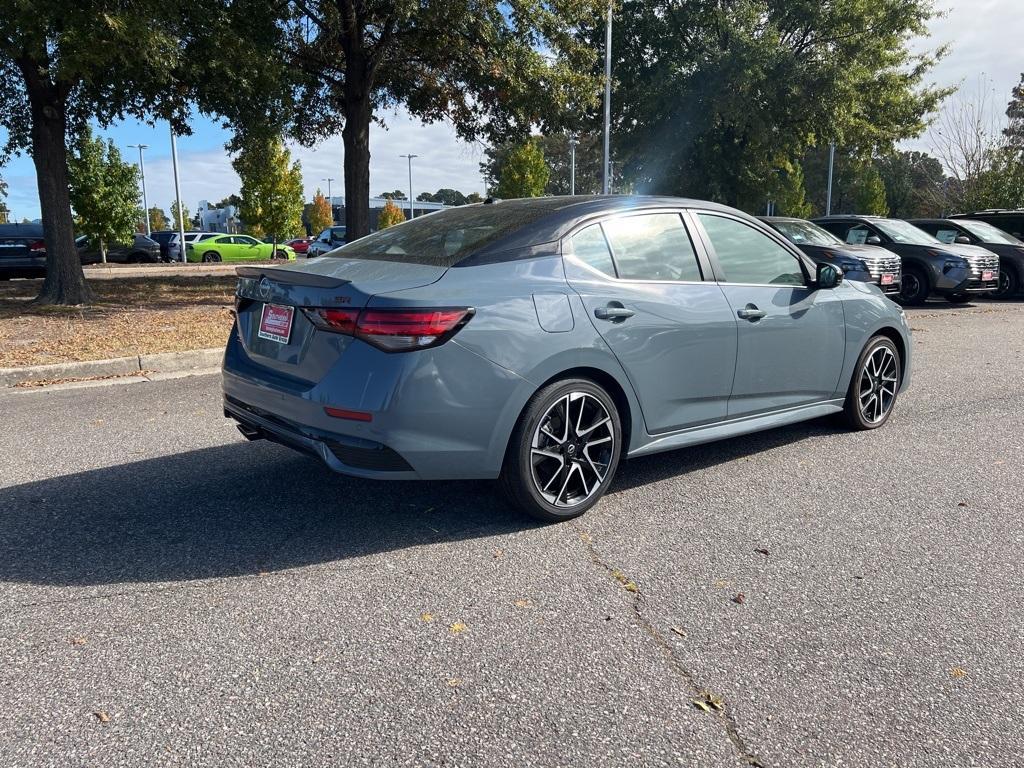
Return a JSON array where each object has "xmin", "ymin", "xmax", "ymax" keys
[
  {"xmin": 594, "ymin": 305, "xmax": 635, "ymax": 321},
  {"xmin": 737, "ymin": 305, "xmax": 767, "ymax": 322}
]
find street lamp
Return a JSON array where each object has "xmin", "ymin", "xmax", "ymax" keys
[
  {"xmin": 170, "ymin": 125, "xmax": 186, "ymax": 261},
  {"xmin": 400, "ymin": 154, "xmax": 418, "ymax": 219},
  {"xmin": 568, "ymin": 135, "xmax": 579, "ymax": 195},
  {"xmin": 129, "ymin": 144, "xmax": 150, "ymax": 235},
  {"xmin": 322, "ymin": 177, "xmax": 334, "ymax": 202},
  {"xmin": 602, "ymin": 0, "xmax": 613, "ymax": 195}
]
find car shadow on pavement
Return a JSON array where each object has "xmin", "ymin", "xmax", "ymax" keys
[{"xmin": 0, "ymin": 417, "xmax": 836, "ymax": 588}]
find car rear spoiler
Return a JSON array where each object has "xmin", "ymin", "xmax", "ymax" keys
[{"xmin": 235, "ymin": 266, "xmax": 350, "ymax": 289}]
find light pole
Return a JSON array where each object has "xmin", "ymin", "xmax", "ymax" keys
[
  {"xmin": 129, "ymin": 144, "xmax": 150, "ymax": 235},
  {"xmin": 170, "ymin": 125, "xmax": 186, "ymax": 261},
  {"xmin": 400, "ymin": 154, "xmax": 418, "ymax": 219},
  {"xmin": 826, "ymin": 142, "xmax": 836, "ymax": 216},
  {"xmin": 601, "ymin": 1, "xmax": 613, "ymax": 195},
  {"xmin": 568, "ymin": 135, "xmax": 578, "ymax": 195},
  {"xmin": 322, "ymin": 177, "xmax": 334, "ymax": 202}
]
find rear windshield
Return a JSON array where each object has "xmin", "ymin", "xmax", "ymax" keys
[{"xmin": 326, "ymin": 199, "xmax": 573, "ymax": 266}]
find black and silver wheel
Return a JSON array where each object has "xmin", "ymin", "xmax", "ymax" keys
[
  {"xmin": 201, "ymin": 251, "xmax": 221, "ymax": 263},
  {"xmin": 273, "ymin": 249, "xmax": 287, "ymax": 260},
  {"xmin": 844, "ymin": 336, "xmax": 901, "ymax": 430},
  {"xmin": 993, "ymin": 265, "xmax": 1020, "ymax": 299},
  {"xmin": 897, "ymin": 267, "xmax": 928, "ymax": 305},
  {"xmin": 500, "ymin": 379, "xmax": 622, "ymax": 522}
]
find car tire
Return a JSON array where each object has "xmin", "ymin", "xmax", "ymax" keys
[
  {"xmin": 500, "ymin": 378, "xmax": 622, "ymax": 523},
  {"xmin": 201, "ymin": 251, "xmax": 221, "ymax": 263},
  {"xmin": 946, "ymin": 293, "xmax": 971, "ymax": 304},
  {"xmin": 844, "ymin": 336, "xmax": 902, "ymax": 430},
  {"xmin": 993, "ymin": 265, "xmax": 1020, "ymax": 299},
  {"xmin": 896, "ymin": 267, "xmax": 929, "ymax": 305},
  {"xmin": 273, "ymin": 249, "xmax": 287, "ymax": 260}
]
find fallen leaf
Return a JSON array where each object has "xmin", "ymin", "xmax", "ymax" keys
[
  {"xmin": 419, "ymin": 612, "xmax": 434, "ymax": 623},
  {"xmin": 692, "ymin": 699, "xmax": 713, "ymax": 713},
  {"xmin": 578, "ymin": 531, "xmax": 592, "ymax": 544},
  {"xmin": 957, "ymin": 502, "xmax": 968, "ymax": 507},
  {"xmin": 447, "ymin": 678, "xmax": 462, "ymax": 687},
  {"xmin": 492, "ymin": 548, "xmax": 504, "ymax": 560},
  {"xmin": 714, "ymin": 579, "xmax": 732, "ymax": 589},
  {"xmin": 692, "ymin": 690, "xmax": 724, "ymax": 713},
  {"xmin": 449, "ymin": 621, "xmax": 467, "ymax": 634},
  {"xmin": 950, "ymin": 667, "xmax": 967, "ymax": 679},
  {"xmin": 514, "ymin": 599, "xmax": 532, "ymax": 608},
  {"xmin": 754, "ymin": 548, "xmax": 769, "ymax": 557},
  {"xmin": 732, "ymin": 593, "xmax": 746, "ymax": 605},
  {"xmin": 670, "ymin": 626, "xmax": 687, "ymax": 638},
  {"xmin": 94, "ymin": 711, "xmax": 110, "ymax": 724},
  {"xmin": 69, "ymin": 636, "xmax": 87, "ymax": 646}
]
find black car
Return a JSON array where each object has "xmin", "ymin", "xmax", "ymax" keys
[
  {"xmin": 76, "ymin": 234, "xmax": 162, "ymax": 264},
  {"xmin": 0, "ymin": 223, "xmax": 47, "ymax": 279},
  {"xmin": 814, "ymin": 215, "xmax": 999, "ymax": 305},
  {"xmin": 912, "ymin": 218, "xmax": 1024, "ymax": 298},
  {"xmin": 149, "ymin": 230, "xmax": 177, "ymax": 261},
  {"xmin": 760, "ymin": 217, "xmax": 902, "ymax": 295},
  {"xmin": 950, "ymin": 210, "xmax": 1024, "ymax": 240}
]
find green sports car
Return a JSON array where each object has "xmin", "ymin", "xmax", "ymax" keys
[{"xmin": 185, "ymin": 234, "xmax": 296, "ymax": 263}]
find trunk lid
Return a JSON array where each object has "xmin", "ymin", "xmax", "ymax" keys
[{"xmin": 234, "ymin": 259, "xmax": 447, "ymax": 382}]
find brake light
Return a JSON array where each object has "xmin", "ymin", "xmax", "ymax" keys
[
  {"xmin": 303, "ymin": 307, "xmax": 474, "ymax": 352},
  {"xmin": 29, "ymin": 240, "xmax": 45, "ymax": 252}
]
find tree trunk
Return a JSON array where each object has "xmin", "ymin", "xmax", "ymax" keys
[
  {"xmin": 342, "ymin": 91, "xmax": 373, "ymax": 242},
  {"xmin": 26, "ymin": 80, "xmax": 91, "ymax": 305}
]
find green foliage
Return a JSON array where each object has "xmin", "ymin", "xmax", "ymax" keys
[
  {"xmin": 494, "ymin": 139, "xmax": 550, "ymax": 198},
  {"xmin": 378, "ymin": 199, "xmax": 407, "ymax": 229},
  {"xmin": 417, "ymin": 188, "xmax": 472, "ymax": 206},
  {"xmin": 171, "ymin": 200, "xmax": 190, "ymax": 231},
  {"xmin": 68, "ymin": 127, "xmax": 140, "ymax": 260},
  {"xmin": 484, "ymin": 133, "xmax": 601, "ymax": 196},
  {"xmin": 595, "ymin": 0, "xmax": 949, "ymax": 212},
  {"xmin": 147, "ymin": 206, "xmax": 170, "ymax": 232},
  {"xmin": 215, "ymin": 194, "xmax": 243, "ymax": 209},
  {"xmin": 232, "ymin": 134, "xmax": 305, "ymax": 240},
  {"xmin": 875, "ymin": 151, "xmax": 945, "ymax": 218},
  {"xmin": 308, "ymin": 189, "xmax": 334, "ymax": 234},
  {"xmin": 771, "ymin": 164, "xmax": 812, "ymax": 219},
  {"xmin": 379, "ymin": 190, "xmax": 408, "ymax": 201},
  {"xmin": 465, "ymin": 192, "xmax": 484, "ymax": 204}
]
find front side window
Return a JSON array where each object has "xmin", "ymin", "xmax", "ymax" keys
[
  {"xmin": 698, "ymin": 214, "xmax": 804, "ymax": 286},
  {"xmin": 570, "ymin": 224, "xmax": 616, "ymax": 277},
  {"xmin": 602, "ymin": 214, "xmax": 702, "ymax": 282}
]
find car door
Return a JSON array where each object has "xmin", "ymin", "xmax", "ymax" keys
[
  {"xmin": 692, "ymin": 212, "xmax": 847, "ymax": 418},
  {"xmin": 564, "ymin": 211, "xmax": 738, "ymax": 434}
]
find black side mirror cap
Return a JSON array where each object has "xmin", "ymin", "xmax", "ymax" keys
[{"xmin": 816, "ymin": 262, "xmax": 843, "ymax": 289}]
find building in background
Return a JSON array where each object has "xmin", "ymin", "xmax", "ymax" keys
[
  {"xmin": 327, "ymin": 196, "xmax": 449, "ymax": 229},
  {"xmin": 197, "ymin": 200, "xmax": 241, "ymax": 233}
]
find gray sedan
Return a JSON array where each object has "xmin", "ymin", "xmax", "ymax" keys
[{"xmin": 223, "ymin": 196, "xmax": 912, "ymax": 521}]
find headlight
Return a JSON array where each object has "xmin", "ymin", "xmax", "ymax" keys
[
  {"xmin": 943, "ymin": 258, "xmax": 968, "ymax": 273},
  {"xmin": 842, "ymin": 259, "xmax": 869, "ymax": 273}
]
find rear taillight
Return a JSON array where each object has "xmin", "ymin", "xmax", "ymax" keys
[
  {"xmin": 29, "ymin": 240, "xmax": 45, "ymax": 252},
  {"xmin": 303, "ymin": 307, "xmax": 474, "ymax": 352}
]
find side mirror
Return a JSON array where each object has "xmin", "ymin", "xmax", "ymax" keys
[
  {"xmin": 955, "ymin": 235, "xmax": 971, "ymax": 244},
  {"xmin": 866, "ymin": 235, "xmax": 882, "ymax": 246},
  {"xmin": 816, "ymin": 262, "xmax": 843, "ymax": 290}
]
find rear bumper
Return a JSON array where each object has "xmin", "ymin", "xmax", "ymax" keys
[{"xmin": 221, "ymin": 326, "xmax": 533, "ymax": 481}]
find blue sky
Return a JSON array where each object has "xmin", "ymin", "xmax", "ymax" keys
[{"xmin": 3, "ymin": 1, "xmax": 1022, "ymax": 222}]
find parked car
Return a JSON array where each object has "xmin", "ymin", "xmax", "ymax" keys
[
  {"xmin": 814, "ymin": 215, "xmax": 998, "ymax": 305},
  {"xmin": 75, "ymin": 234, "xmax": 162, "ymax": 264},
  {"xmin": 223, "ymin": 196, "xmax": 911, "ymax": 522},
  {"xmin": 306, "ymin": 226, "xmax": 347, "ymax": 257},
  {"xmin": 186, "ymin": 234, "xmax": 295, "ymax": 263},
  {"xmin": 760, "ymin": 216, "xmax": 901, "ymax": 296},
  {"xmin": 149, "ymin": 230, "xmax": 177, "ymax": 261},
  {"xmin": 909, "ymin": 218, "xmax": 1024, "ymax": 298},
  {"xmin": 286, "ymin": 238, "xmax": 312, "ymax": 256},
  {"xmin": 950, "ymin": 209, "xmax": 1024, "ymax": 240},
  {"xmin": 168, "ymin": 232, "xmax": 221, "ymax": 262},
  {"xmin": 0, "ymin": 223, "xmax": 47, "ymax": 279}
]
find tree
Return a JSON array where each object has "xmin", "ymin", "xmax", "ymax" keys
[
  {"xmin": 67, "ymin": 127, "xmax": 140, "ymax": 267},
  {"xmin": 465, "ymin": 192, "xmax": 483, "ymax": 204},
  {"xmin": 308, "ymin": 189, "xmax": 334, "ymax": 234},
  {"xmin": 231, "ymin": 134, "xmax": 304, "ymax": 257},
  {"xmin": 590, "ymin": 1, "xmax": 949, "ymax": 213},
  {"xmin": 215, "ymin": 194, "xmax": 243, "ymax": 209},
  {"xmin": 494, "ymin": 139, "xmax": 549, "ymax": 198},
  {"xmin": 875, "ymin": 151, "xmax": 946, "ymax": 218},
  {"xmin": 171, "ymin": 200, "xmax": 190, "ymax": 232},
  {"xmin": 485, "ymin": 133, "xmax": 602, "ymax": 196},
  {"xmin": 0, "ymin": 1, "xmax": 285, "ymax": 304},
  {"xmin": 377, "ymin": 198, "xmax": 406, "ymax": 229},
  {"xmin": 147, "ymin": 206, "xmax": 170, "ymax": 232},
  {"xmin": 379, "ymin": 190, "xmax": 407, "ymax": 201},
  {"xmin": 285, "ymin": 0, "xmax": 606, "ymax": 242}
]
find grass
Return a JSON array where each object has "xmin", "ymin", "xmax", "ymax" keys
[{"xmin": 0, "ymin": 277, "xmax": 237, "ymax": 368}]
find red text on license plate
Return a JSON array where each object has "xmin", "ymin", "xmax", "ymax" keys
[
  {"xmin": 881, "ymin": 273, "xmax": 894, "ymax": 285},
  {"xmin": 258, "ymin": 303, "xmax": 294, "ymax": 344}
]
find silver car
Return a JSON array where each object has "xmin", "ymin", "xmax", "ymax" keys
[{"xmin": 223, "ymin": 196, "xmax": 912, "ymax": 521}]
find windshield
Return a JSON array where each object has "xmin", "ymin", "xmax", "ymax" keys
[
  {"xmin": 958, "ymin": 220, "xmax": 1022, "ymax": 244},
  {"xmin": 326, "ymin": 199, "xmax": 573, "ymax": 266},
  {"xmin": 772, "ymin": 220, "xmax": 842, "ymax": 246},
  {"xmin": 873, "ymin": 219, "xmax": 941, "ymax": 245}
]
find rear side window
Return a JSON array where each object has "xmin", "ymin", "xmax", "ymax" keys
[
  {"xmin": 698, "ymin": 214, "xmax": 804, "ymax": 286},
  {"xmin": 602, "ymin": 214, "xmax": 703, "ymax": 282},
  {"xmin": 571, "ymin": 224, "xmax": 616, "ymax": 277}
]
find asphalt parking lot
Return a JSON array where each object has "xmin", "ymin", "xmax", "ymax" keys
[{"xmin": 1, "ymin": 299, "xmax": 1022, "ymax": 767}]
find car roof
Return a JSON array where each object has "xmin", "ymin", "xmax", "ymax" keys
[
  {"xmin": 0, "ymin": 223, "xmax": 44, "ymax": 236},
  {"xmin": 758, "ymin": 216, "xmax": 809, "ymax": 224}
]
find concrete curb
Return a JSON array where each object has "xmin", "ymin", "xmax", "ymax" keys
[{"xmin": 0, "ymin": 348, "xmax": 223, "ymax": 387}]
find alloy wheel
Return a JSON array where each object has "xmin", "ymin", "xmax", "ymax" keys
[
  {"xmin": 530, "ymin": 392, "xmax": 615, "ymax": 509},
  {"xmin": 858, "ymin": 345, "xmax": 899, "ymax": 424},
  {"xmin": 900, "ymin": 272, "xmax": 921, "ymax": 302}
]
